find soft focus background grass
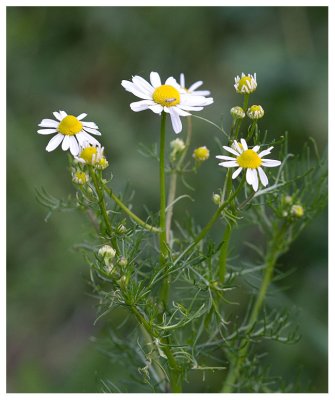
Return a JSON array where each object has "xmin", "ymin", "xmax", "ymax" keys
[{"xmin": 7, "ymin": 6, "xmax": 328, "ymax": 392}]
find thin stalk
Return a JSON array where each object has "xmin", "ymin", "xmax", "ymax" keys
[
  {"xmin": 130, "ymin": 305, "xmax": 182, "ymax": 392},
  {"xmin": 159, "ymin": 112, "xmax": 169, "ymax": 307},
  {"xmin": 243, "ymin": 94, "xmax": 250, "ymax": 112},
  {"xmin": 89, "ymin": 167, "xmax": 117, "ymax": 250},
  {"xmin": 218, "ymin": 224, "xmax": 232, "ymax": 283},
  {"xmin": 166, "ymin": 116, "xmax": 192, "ymax": 245},
  {"xmin": 221, "ymin": 226, "xmax": 286, "ymax": 393},
  {"xmin": 104, "ymin": 187, "xmax": 160, "ymax": 233}
]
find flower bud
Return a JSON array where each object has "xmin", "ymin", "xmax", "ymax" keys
[
  {"xmin": 212, "ymin": 193, "xmax": 221, "ymax": 205},
  {"xmin": 98, "ymin": 245, "xmax": 116, "ymax": 265},
  {"xmin": 284, "ymin": 195, "xmax": 293, "ymax": 204},
  {"xmin": 291, "ymin": 204, "xmax": 304, "ymax": 218},
  {"xmin": 230, "ymin": 106, "xmax": 245, "ymax": 120},
  {"xmin": 234, "ymin": 73, "xmax": 257, "ymax": 94},
  {"xmin": 193, "ymin": 146, "xmax": 210, "ymax": 162},
  {"xmin": 72, "ymin": 171, "xmax": 89, "ymax": 185},
  {"xmin": 247, "ymin": 105, "xmax": 264, "ymax": 120},
  {"xmin": 119, "ymin": 256, "xmax": 128, "ymax": 267}
]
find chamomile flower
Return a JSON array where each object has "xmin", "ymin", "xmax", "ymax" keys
[
  {"xmin": 193, "ymin": 146, "xmax": 210, "ymax": 161},
  {"xmin": 234, "ymin": 73, "xmax": 257, "ymax": 94},
  {"xmin": 179, "ymin": 73, "xmax": 211, "ymax": 96},
  {"xmin": 72, "ymin": 170, "xmax": 89, "ymax": 185},
  {"xmin": 230, "ymin": 106, "xmax": 245, "ymax": 119},
  {"xmin": 37, "ymin": 111, "xmax": 102, "ymax": 156},
  {"xmin": 216, "ymin": 138, "xmax": 281, "ymax": 192},
  {"xmin": 75, "ymin": 143, "xmax": 108, "ymax": 169},
  {"xmin": 121, "ymin": 72, "xmax": 213, "ymax": 134}
]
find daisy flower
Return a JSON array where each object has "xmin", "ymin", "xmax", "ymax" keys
[
  {"xmin": 216, "ymin": 138, "xmax": 281, "ymax": 192},
  {"xmin": 37, "ymin": 110, "xmax": 102, "ymax": 156},
  {"xmin": 121, "ymin": 72, "xmax": 213, "ymax": 134},
  {"xmin": 179, "ymin": 73, "xmax": 211, "ymax": 96},
  {"xmin": 75, "ymin": 143, "xmax": 109, "ymax": 170},
  {"xmin": 234, "ymin": 73, "xmax": 257, "ymax": 94}
]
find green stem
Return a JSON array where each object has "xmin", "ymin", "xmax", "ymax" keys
[
  {"xmin": 130, "ymin": 305, "xmax": 182, "ymax": 392},
  {"xmin": 166, "ymin": 116, "xmax": 192, "ymax": 245},
  {"xmin": 218, "ymin": 224, "xmax": 232, "ymax": 283},
  {"xmin": 89, "ymin": 168, "xmax": 117, "ymax": 249},
  {"xmin": 243, "ymin": 94, "xmax": 250, "ymax": 112},
  {"xmin": 159, "ymin": 112, "xmax": 169, "ymax": 306},
  {"xmin": 104, "ymin": 187, "xmax": 160, "ymax": 233},
  {"xmin": 221, "ymin": 227, "xmax": 285, "ymax": 393}
]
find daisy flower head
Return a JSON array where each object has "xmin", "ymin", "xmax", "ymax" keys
[
  {"xmin": 247, "ymin": 105, "xmax": 264, "ymax": 120},
  {"xmin": 72, "ymin": 170, "xmax": 89, "ymax": 185},
  {"xmin": 234, "ymin": 73, "xmax": 257, "ymax": 94},
  {"xmin": 121, "ymin": 72, "xmax": 213, "ymax": 134},
  {"xmin": 216, "ymin": 138, "xmax": 281, "ymax": 192},
  {"xmin": 75, "ymin": 142, "xmax": 109, "ymax": 170},
  {"xmin": 179, "ymin": 73, "xmax": 211, "ymax": 97},
  {"xmin": 37, "ymin": 111, "xmax": 102, "ymax": 156}
]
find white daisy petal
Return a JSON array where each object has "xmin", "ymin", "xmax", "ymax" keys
[
  {"xmin": 76, "ymin": 132, "xmax": 87, "ymax": 145},
  {"xmin": 192, "ymin": 90, "xmax": 211, "ymax": 96},
  {"xmin": 37, "ymin": 128, "xmax": 58, "ymax": 135},
  {"xmin": 232, "ymin": 167, "xmax": 243, "ymax": 179},
  {"xmin": 218, "ymin": 161, "xmax": 238, "ymax": 167},
  {"xmin": 258, "ymin": 146, "xmax": 274, "ymax": 158},
  {"xmin": 216, "ymin": 155, "xmax": 236, "ymax": 161},
  {"xmin": 132, "ymin": 75, "xmax": 155, "ymax": 94},
  {"xmin": 122, "ymin": 80, "xmax": 152, "ymax": 100},
  {"xmin": 69, "ymin": 136, "xmax": 79, "ymax": 156},
  {"xmin": 165, "ymin": 77, "xmax": 179, "ymax": 88},
  {"xmin": 38, "ymin": 119, "xmax": 59, "ymax": 128},
  {"xmin": 81, "ymin": 132, "xmax": 101, "ymax": 146},
  {"xmin": 169, "ymin": 108, "xmax": 182, "ymax": 134},
  {"xmin": 130, "ymin": 99, "xmax": 156, "ymax": 112},
  {"xmin": 189, "ymin": 81, "xmax": 203, "ymax": 91},
  {"xmin": 223, "ymin": 146, "xmax": 240, "ymax": 156},
  {"xmin": 252, "ymin": 170, "xmax": 259, "ymax": 191},
  {"xmin": 177, "ymin": 104, "xmax": 203, "ymax": 111},
  {"xmin": 262, "ymin": 159, "xmax": 281, "ymax": 167},
  {"xmin": 180, "ymin": 73, "xmax": 185, "ymax": 88},
  {"xmin": 62, "ymin": 135, "xmax": 71, "ymax": 151},
  {"xmin": 82, "ymin": 121, "xmax": 98, "ymax": 129},
  {"xmin": 53, "ymin": 111, "xmax": 62, "ymax": 121},
  {"xmin": 148, "ymin": 104, "xmax": 163, "ymax": 114},
  {"xmin": 233, "ymin": 141, "xmax": 243, "ymax": 154},
  {"xmin": 240, "ymin": 138, "xmax": 248, "ymax": 151},
  {"xmin": 258, "ymin": 167, "xmax": 269, "ymax": 186},
  {"xmin": 45, "ymin": 133, "xmax": 64, "ymax": 152},
  {"xmin": 252, "ymin": 145, "xmax": 260, "ymax": 152},
  {"xmin": 77, "ymin": 113, "xmax": 87, "ymax": 120},
  {"xmin": 172, "ymin": 107, "xmax": 191, "ymax": 117},
  {"xmin": 246, "ymin": 168, "xmax": 255, "ymax": 185},
  {"xmin": 150, "ymin": 72, "xmax": 161, "ymax": 88},
  {"xmin": 83, "ymin": 126, "xmax": 101, "ymax": 136},
  {"xmin": 59, "ymin": 110, "xmax": 67, "ymax": 119}
]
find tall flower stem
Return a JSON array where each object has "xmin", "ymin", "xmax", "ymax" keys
[
  {"xmin": 166, "ymin": 116, "xmax": 192, "ymax": 245},
  {"xmin": 221, "ymin": 225, "xmax": 286, "ymax": 392},
  {"xmin": 159, "ymin": 112, "xmax": 169, "ymax": 306},
  {"xmin": 89, "ymin": 167, "xmax": 117, "ymax": 250},
  {"xmin": 130, "ymin": 304, "xmax": 182, "ymax": 392}
]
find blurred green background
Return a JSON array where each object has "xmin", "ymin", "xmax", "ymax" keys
[{"xmin": 7, "ymin": 6, "xmax": 328, "ymax": 392}]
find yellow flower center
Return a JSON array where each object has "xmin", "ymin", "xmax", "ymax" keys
[
  {"xmin": 58, "ymin": 115, "xmax": 83, "ymax": 136},
  {"xmin": 193, "ymin": 146, "xmax": 210, "ymax": 161},
  {"xmin": 153, "ymin": 85, "xmax": 180, "ymax": 107},
  {"xmin": 238, "ymin": 76, "xmax": 252, "ymax": 91},
  {"xmin": 73, "ymin": 171, "xmax": 87, "ymax": 184},
  {"xmin": 80, "ymin": 146, "xmax": 97, "ymax": 164},
  {"xmin": 237, "ymin": 149, "xmax": 262, "ymax": 169}
]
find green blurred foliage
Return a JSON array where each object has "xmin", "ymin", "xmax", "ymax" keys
[{"xmin": 7, "ymin": 6, "xmax": 327, "ymax": 392}]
